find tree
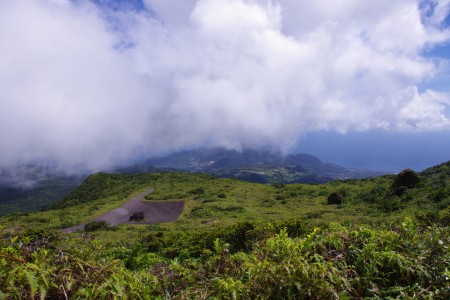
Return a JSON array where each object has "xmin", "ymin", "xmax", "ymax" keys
[
  {"xmin": 327, "ymin": 192, "xmax": 342, "ymax": 205},
  {"xmin": 391, "ymin": 169, "xmax": 419, "ymax": 196}
]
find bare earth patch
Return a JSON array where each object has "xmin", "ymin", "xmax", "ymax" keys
[{"xmin": 63, "ymin": 188, "xmax": 184, "ymax": 233}]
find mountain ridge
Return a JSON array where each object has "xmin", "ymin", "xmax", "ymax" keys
[
  {"xmin": 0, "ymin": 147, "xmax": 386, "ymax": 215},
  {"xmin": 140, "ymin": 147, "xmax": 385, "ymax": 183}
]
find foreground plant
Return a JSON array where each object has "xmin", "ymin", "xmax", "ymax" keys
[{"xmin": 0, "ymin": 219, "xmax": 449, "ymax": 299}]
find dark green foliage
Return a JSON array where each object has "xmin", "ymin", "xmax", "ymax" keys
[
  {"xmin": 201, "ymin": 198, "xmax": 218, "ymax": 204},
  {"xmin": 358, "ymin": 186, "xmax": 387, "ymax": 203},
  {"xmin": 52, "ymin": 173, "xmax": 121, "ymax": 208},
  {"xmin": 190, "ymin": 206, "xmax": 213, "ymax": 217},
  {"xmin": 188, "ymin": 187, "xmax": 205, "ymax": 195},
  {"xmin": 129, "ymin": 211, "xmax": 145, "ymax": 221},
  {"xmin": 84, "ymin": 220, "xmax": 110, "ymax": 232},
  {"xmin": 214, "ymin": 221, "xmax": 257, "ymax": 253},
  {"xmin": 191, "ymin": 205, "xmax": 245, "ymax": 217},
  {"xmin": 437, "ymin": 197, "xmax": 450, "ymax": 210},
  {"xmin": 0, "ymin": 177, "xmax": 80, "ymax": 216},
  {"xmin": 1, "ymin": 220, "xmax": 448, "ymax": 299},
  {"xmin": 217, "ymin": 192, "xmax": 226, "ymax": 198},
  {"xmin": 431, "ymin": 187, "xmax": 450, "ymax": 203},
  {"xmin": 52, "ymin": 173, "xmax": 158, "ymax": 209},
  {"xmin": 327, "ymin": 192, "xmax": 342, "ymax": 204},
  {"xmin": 378, "ymin": 195, "xmax": 402, "ymax": 212},
  {"xmin": 391, "ymin": 169, "xmax": 420, "ymax": 196},
  {"xmin": 271, "ymin": 182, "xmax": 285, "ymax": 189},
  {"xmin": 140, "ymin": 220, "xmax": 309, "ymax": 259},
  {"xmin": 234, "ymin": 172, "xmax": 269, "ymax": 183}
]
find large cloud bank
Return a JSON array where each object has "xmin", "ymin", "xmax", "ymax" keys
[{"xmin": 0, "ymin": 0, "xmax": 449, "ymax": 171}]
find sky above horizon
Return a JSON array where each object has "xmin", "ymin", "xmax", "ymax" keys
[{"xmin": 0, "ymin": 0, "xmax": 450, "ymax": 175}]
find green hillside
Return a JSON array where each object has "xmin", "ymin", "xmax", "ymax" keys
[
  {"xmin": 0, "ymin": 163, "xmax": 449, "ymax": 298},
  {"xmin": 0, "ymin": 177, "xmax": 81, "ymax": 216},
  {"xmin": 142, "ymin": 147, "xmax": 385, "ymax": 183}
]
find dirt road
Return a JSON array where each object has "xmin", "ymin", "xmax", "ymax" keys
[{"xmin": 62, "ymin": 188, "xmax": 184, "ymax": 233}]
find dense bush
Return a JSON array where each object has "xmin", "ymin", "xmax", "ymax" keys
[
  {"xmin": 391, "ymin": 169, "xmax": 420, "ymax": 196},
  {"xmin": 188, "ymin": 187, "xmax": 205, "ymax": 195},
  {"xmin": 129, "ymin": 211, "xmax": 145, "ymax": 221},
  {"xmin": 217, "ymin": 192, "xmax": 226, "ymax": 198},
  {"xmin": 84, "ymin": 220, "xmax": 110, "ymax": 232},
  {"xmin": 327, "ymin": 192, "xmax": 342, "ymax": 204},
  {"xmin": 357, "ymin": 186, "xmax": 387, "ymax": 203},
  {"xmin": 1, "ymin": 220, "xmax": 449, "ymax": 299}
]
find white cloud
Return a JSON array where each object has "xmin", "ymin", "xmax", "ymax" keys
[
  {"xmin": 144, "ymin": 0, "xmax": 197, "ymax": 28},
  {"xmin": 0, "ymin": 0, "xmax": 449, "ymax": 172}
]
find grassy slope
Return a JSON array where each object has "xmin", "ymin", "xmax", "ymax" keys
[
  {"xmin": 1, "ymin": 164, "xmax": 449, "ymax": 298},
  {"xmin": 2, "ymin": 162, "xmax": 449, "ymax": 239}
]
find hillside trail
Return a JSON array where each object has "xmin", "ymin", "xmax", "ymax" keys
[{"xmin": 62, "ymin": 188, "xmax": 184, "ymax": 233}]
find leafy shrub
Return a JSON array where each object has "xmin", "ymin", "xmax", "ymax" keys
[
  {"xmin": 327, "ymin": 192, "xmax": 342, "ymax": 205},
  {"xmin": 202, "ymin": 199, "xmax": 218, "ymax": 204},
  {"xmin": 275, "ymin": 194, "xmax": 286, "ymax": 201},
  {"xmin": 221, "ymin": 206, "xmax": 245, "ymax": 212},
  {"xmin": 129, "ymin": 211, "xmax": 145, "ymax": 221},
  {"xmin": 158, "ymin": 193, "xmax": 187, "ymax": 200},
  {"xmin": 189, "ymin": 187, "xmax": 205, "ymax": 195},
  {"xmin": 1, "ymin": 219, "xmax": 449, "ymax": 299},
  {"xmin": 271, "ymin": 183, "xmax": 285, "ymax": 189},
  {"xmin": 437, "ymin": 197, "xmax": 450, "ymax": 210},
  {"xmin": 377, "ymin": 196, "xmax": 402, "ymax": 212},
  {"xmin": 190, "ymin": 206, "xmax": 212, "ymax": 218},
  {"xmin": 260, "ymin": 198, "xmax": 276, "ymax": 207},
  {"xmin": 191, "ymin": 205, "xmax": 244, "ymax": 217},
  {"xmin": 431, "ymin": 187, "xmax": 450, "ymax": 203},
  {"xmin": 306, "ymin": 211, "xmax": 324, "ymax": 219},
  {"xmin": 217, "ymin": 192, "xmax": 226, "ymax": 198},
  {"xmin": 358, "ymin": 186, "xmax": 387, "ymax": 203},
  {"xmin": 391, "ymin": 169, "xmax": 420, "ymax": 196},
  {"xmin": 84, "ymin": 220, "xmax": 110, "ymax": 232}
]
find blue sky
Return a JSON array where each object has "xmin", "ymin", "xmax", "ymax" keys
[
  {"xmin": 0, "ymin": 0, "xmax": 449, "ymax": 174},
  {"xmin": 296, "ymin": 130, "xmax": 450, "ymax": 172}
]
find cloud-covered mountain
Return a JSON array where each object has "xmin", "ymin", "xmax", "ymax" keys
[{"xmin": 0, "ymin": 0, "xmax": 449, "ymax": 173}]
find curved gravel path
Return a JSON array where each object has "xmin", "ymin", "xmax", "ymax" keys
[{"xmin": 62, "ymin": 188, "xmax": 184, "ymax": 233}]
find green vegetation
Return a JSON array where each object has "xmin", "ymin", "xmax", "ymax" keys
[
  {"xmin": 84, "ymin": 220, "xmax": 111, "ymax": 232},
  {"xmin": 144, "ymin": 147, "xmax": 384, "ymax": 184},
  {"xmin": 391, "ymin": 169, "xmax": 420, "ymax": 196},
  {"xmin": 0, "ymin": 177, "xmax": 80, "ymax": 216},
  {"xmin": 1, "ymin": 220, "xmax": 448, "ymax": 298},
  {"xmin": 1, "ymin": 161, "xmax": 450, "ymax": 298}
]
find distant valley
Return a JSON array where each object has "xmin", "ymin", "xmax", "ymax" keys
[
  {"xmin": 0, "ymin": 147, "xmax": 385, "ymax": 215},
  {"xmin": 119, "ymin": 147, "xmax": 386, "ymax": 184}
]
